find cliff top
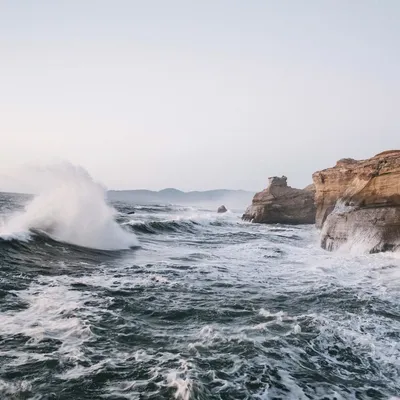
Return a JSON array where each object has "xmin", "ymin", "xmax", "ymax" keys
[
  {"xmin": 374, "ymin": 150, "xmax": 400, "ymax": 157},
  {"xmin": 268, "ymin": 176, "xmax": 287, "ymax": 187},
  {"xmin": 313, "ymin": 150, "xmax": 400, "ymax": 178}
]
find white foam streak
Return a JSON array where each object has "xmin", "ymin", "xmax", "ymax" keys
[
  {"xmin": 167, "ymin": 360, "xmax": 193, "ymax": 400},
  {"xmin": 0, "ymin": 281, "xmax": 93, "ymax": 362},
  {"xmin": 0, "ymin": 379, "xmax": 32, "ymax": 398}
]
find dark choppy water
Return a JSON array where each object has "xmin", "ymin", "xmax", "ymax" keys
[{"xmin": 1, "ymin": 192, "xmax": 400, "ymax": 399}]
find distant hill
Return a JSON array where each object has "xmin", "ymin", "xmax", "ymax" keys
[{"xmin": 108, "ymin": 188, "xmax": 254, "ymax": 209}]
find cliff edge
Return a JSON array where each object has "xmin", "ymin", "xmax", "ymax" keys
[{"xmin": 312, "ymin": 150, "xmax": 400, "ymax": 252}]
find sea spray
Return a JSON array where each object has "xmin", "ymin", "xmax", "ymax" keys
[{"xmin": 0, "ymin": 163, "xmax": 138, "ymax": 250}]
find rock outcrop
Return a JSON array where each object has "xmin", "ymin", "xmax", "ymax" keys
[
  {"xmin": 242, "ymin": 176, "xmax": 316, "ymax": 224},
  {"xmin": 313, "ymin": 150, "xmax": 400, "ymax": 252},
  {"xmin": 217, "ymin": 205, "xmax": 228, "ymax": 213}
]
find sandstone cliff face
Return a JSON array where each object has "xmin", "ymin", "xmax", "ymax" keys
[
  {"xmin": 242, "ymin": 176, "xmax": 316, "ymax": 224},
  {"xmin": 313, "ymin": 150, "xmax": 400, "ymax": 252}
]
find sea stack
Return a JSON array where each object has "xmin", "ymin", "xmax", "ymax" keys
[
  {"xmin": 242, "ymin": 176, "xmax": 316, "ymax": 224},
  {"xmin": 313, "ymin": 150, "xmax": 400, "ymax": 252},
  {"xmin": 217, "ymin": 205, "xmax": 228, "ymax": 213}
]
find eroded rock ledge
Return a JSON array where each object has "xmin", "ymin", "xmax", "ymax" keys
[
  {"xmin": 312, "ymin": 150, "xmax": 400, "ymax": 252},
  {"xmin": 242, "ymin": 176, "xmax": 316, "ymax": 224}
]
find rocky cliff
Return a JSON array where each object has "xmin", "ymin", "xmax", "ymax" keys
[
  {"xmin": 313, "ymin": 150, "xmax": 400, "ymax": 252},
  {"xmin": 242, "ymin": 176, "xmax": 316, "ymax": 224}
]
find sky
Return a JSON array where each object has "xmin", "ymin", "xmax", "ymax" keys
[{"xmin": 1, "ymin": 0, "xmax": 399, "ymax": 192}]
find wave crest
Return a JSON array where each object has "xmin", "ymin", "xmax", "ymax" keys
[{"xmin": 0, "ymin": 163, "xmax": 138, "ymax": 250}]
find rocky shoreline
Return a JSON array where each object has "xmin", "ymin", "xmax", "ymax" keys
[
  {"xmin": 313, "ymin": 150, "xmax": 400, "ymax": 253},
  {"xmin": 243, "ymin": 150, "xmax": 400, "ymax": 253}
]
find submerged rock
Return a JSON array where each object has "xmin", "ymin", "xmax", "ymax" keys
[
  {"xmin": 313, "ymin": 150, "xmax": 400, "ymax": 252},
  {"xmin": 242, "ymin": 176, "xmax": 316, "ymax": 224},
  {"xmin": 217, "ymin": 205, "xmax": 228, "ymax": 213}
]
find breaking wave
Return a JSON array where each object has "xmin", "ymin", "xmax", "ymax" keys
[
  {"xmin": 0, "ymin": 163, "xmax": 138, "ymax": 250},
  {"xmin": 126, "ymin": 218, "xmax": 230, "ymax": 235}
]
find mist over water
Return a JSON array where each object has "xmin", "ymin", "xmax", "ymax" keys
[{"xmin": 0, "ymin": 165, "xmax": 399, "ymax": 399}]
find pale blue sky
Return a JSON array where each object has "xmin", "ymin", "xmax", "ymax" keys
[{"xmin": 1, "ymin": 1, "xmax": 399, "ymax": 191}]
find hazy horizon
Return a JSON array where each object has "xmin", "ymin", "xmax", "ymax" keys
[{"xmin": 1, "ymin": 1, "xmax": 399, "ymax": 193}]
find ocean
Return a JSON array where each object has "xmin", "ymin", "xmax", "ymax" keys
[{"xmin": 0, "ymin": 182, "xmax": 400, "ymax": 399}]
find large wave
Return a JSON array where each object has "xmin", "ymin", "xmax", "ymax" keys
[
  {"xmin": 0, "ymin": 163, "xmax": 138, "ymax": 250},
  {"xmin": 124, "ymin": 211, "xmax": 236, "ymax": 235}
]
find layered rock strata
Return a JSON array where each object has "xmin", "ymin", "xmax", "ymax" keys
[
  {"xmin": 242, "ymin": 176, "xmax": 316, "ymax": 224},
  {"xmin": 313, "ymin": 150, "xmax": 400, "ymax": 252}
]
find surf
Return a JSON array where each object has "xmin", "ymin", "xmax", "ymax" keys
[{"xmin": 0, "ymin": 163, "xmax": 138, "ymax": 250}]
